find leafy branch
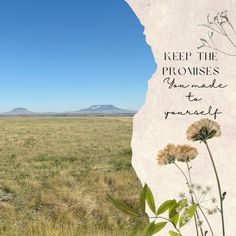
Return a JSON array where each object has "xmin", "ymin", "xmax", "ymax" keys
[
  {"xmin": 198, "ymin": 11, "xmax": 236, "ymax": 56},
  {"xmin": 107, "ymin": 184, "xmax": 196, "ymax": 236}
]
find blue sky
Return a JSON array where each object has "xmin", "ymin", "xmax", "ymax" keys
[{"xmin": 0, "ymin": 0, "xmax": 155, "ymax": 112}]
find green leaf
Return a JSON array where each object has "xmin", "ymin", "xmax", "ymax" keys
[
  {"xmin": 128, "ymin": 222, "xmax": 141, "ymax": 236},
  {"xmin": 140, "ymin": 185, "xmax": 147, "ymax": 215},
  {"xmin": 169, "ymin": 200, "xmax": 179, "ymax": 227},
  {"xmin": 169, "ymin": 200, "xmax": 178, "ymax": 217},
  {"xmin": 153, "ymin": 222, "xmax": 168, "ymax": 234},
  {"xmin": 169, "ymin": 230, "xmax": 181, "ymax": 236},
  {"xmin": 171, "ymin": 213, "xmax": 179, "ymax": 227},
  {"xmin": 179, "ymin": 204, "xmax": 196, "ymax": 228},
  {"xmin": 142, "ymin": 221, "xmax": 156, "ymax": 236},
  {"xmin": 157, "ymin": 200, "xmax": 175, "ymax": 215},
  {"xmin": 145, "ymin": 185, "xmax": 156, "ymax": 214},
  {"xmin": 107, "ymin": 194, "xmax": 140, "ymax": 217}
]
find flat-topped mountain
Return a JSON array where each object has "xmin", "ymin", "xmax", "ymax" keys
[
  {"xmin": 0, "ymin": 105, "xmax": 136, "ymax": 116},
  {"xmin": 76, "ymin": 105, "xmax": 135, "ymax": 114},
  {"xmin": 5, "ymin": 107, "xmax": 36, "ymax": 115}
]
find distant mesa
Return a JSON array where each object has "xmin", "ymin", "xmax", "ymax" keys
[
  {"xmin": 76, "ymin": 105, "xmax": 135, "ymax": 114},
  {"xmin": 0, "ymin": 105, "xmax": 136, "ymax": 116},
  {"xmin": 6, "ymin": 107, "xmax": 36, "ymax": 115}
]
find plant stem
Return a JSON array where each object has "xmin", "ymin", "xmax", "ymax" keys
[
  {"xmin": 174, "ymin": 163, "xmax": 189, "ymax": 185},
  {"xmin": 204, "ymin": 45, "xmax": 236, "ymax": 57},
  {"xmin": 174, "ymin": 163, "xmax": 203, "ymax": 236},
  {"xmin": 228, "ymin": 21, "xmax": 236, "ymax": 35},
  {"xmin": 193, "ymin": 211, "xmax": 200, "ymax": 236},
  {"xmin": 221, "ymin": 25, "xmax": 236, "ymax": 48},
  {"xmin": 204, "ymin": 141, "xmax": 225, "ymax": 236},
  {"xmin": 186, "ymin": 162, "xmax": 205, "ymax": 236},
  {"xmin": 198, "ymin": 205, "xmax": 214, "ymax": 236}
]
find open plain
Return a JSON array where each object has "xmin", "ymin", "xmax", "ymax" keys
[{"xmin": 0, "ymin": 117, "xmax": 141, "ymax": 236}]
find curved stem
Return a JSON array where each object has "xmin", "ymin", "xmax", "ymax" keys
[
  {"xmin": 186, "ymin": 162, "xmax": 205, "ymax": 236},
  {"xmin": 197, "ymin": 205, "xmax": 215, "ymax": 236},
  {"xmin": 174, "ymin": 163, "xmax": 203, "ymax": 236},
  {"xmin": 226, "ymin": 34, "xmax": 236, "ymax": 48},
  {"xmin": 221, "ymin": 25, "xmax": 236, "ymax": 48},
  {"xmin": 204, "ymin": 141, "xmax": 225, "ymax": 236},
  {"xmin": 228, "ymin": 21, "xmax": 236, "ymax": 35},
  {"xmin": 193, "ymin": 212, "xmax": 200, "ymax": 236},
  {"xmin": 186, "ymin": 162, "xmax": 192, "ymax": 183},
  {"xmin": 202, "ymin": 24, "xmax": 225, "ymax": 35},
  {"xmin": 174, "ymin": 163, "xmax": 189, "ymax": 185},
  {"xmin": 203, "ymin": 45, "xmax": 236, "ymax": 57}
]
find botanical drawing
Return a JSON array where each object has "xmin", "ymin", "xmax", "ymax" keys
[
  {"xmin": 198, "ymin": 11, "xmax": 236, "ymax": 57},
  {"xmin": 108, "ymin": 118, "xmax": 225, "ymax": 236}
]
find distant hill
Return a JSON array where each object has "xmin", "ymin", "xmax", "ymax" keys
[
  {"xmin": 75, "ymin": 105, "xmax": 135, "ymax": 115},
  {"xmin": 3, "ymin": 107, "xmax": 36, "ymax": 115},
  {"xmin": 0, "ymin": 105, "xmax": 136, "ymax": 116}
]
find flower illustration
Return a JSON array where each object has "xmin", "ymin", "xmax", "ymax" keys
[
  {"xmin": 187, "ymin": 118, "xmax": 225, "ymax": 236},
  {"xmin": 176, "ymin": 145, "xmax": 198, "ymax": 162},
  {"xmin": 157, "ymin": 144, "xmax": 176, "ymax": 165},
  {"xmin": 157, "ymin": 144, "xmax": 198, "ymax": 165},
  {"xmin": 186, "ymin": 118, "xmax": 221, "ymax": 142},
  {"xmin": 110, "ymin": 116, "xmax": 226, "ymax": 236}
]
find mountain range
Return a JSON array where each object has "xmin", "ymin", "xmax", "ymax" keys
[{"xmin": 0, "ymin": 105, "xmax": 136, "ymax": 116}]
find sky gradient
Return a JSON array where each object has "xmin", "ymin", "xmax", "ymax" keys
[{"xmin": 0, "ymin": 0, "xmax": 155, "ymax": 112}]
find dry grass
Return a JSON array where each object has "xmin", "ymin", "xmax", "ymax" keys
[{"xmin": 0, "ymin": 117, "xmax": 141, "ymax": 235}]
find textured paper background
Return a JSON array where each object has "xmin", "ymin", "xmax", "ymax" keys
[{"xmin": 126, "ymin": 0, "xmax": 236, "ymax": 235}]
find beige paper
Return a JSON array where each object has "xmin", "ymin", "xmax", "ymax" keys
[{"xmin": 126, "ymin": 0, "xmax": 236, "ymax": 235}]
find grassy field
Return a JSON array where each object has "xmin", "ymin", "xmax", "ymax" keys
[{"xmin": 0, "ymin": 117, "xmax": 142, "ymax": 236}]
